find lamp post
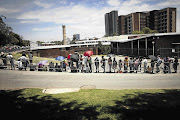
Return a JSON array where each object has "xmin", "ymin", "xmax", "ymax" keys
[{"xmin": 152, "ymin": 41, "xmax": 155, "ymax": 56}]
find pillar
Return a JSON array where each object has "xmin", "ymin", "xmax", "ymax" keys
[
  {"xmin": 145, "ymin": 38, "xmax": 147, "ymax": 56},
  {"xmin": 138, "ymin": 40, "xmax": 139, "ymax": 55},
  {"xmin": 131, "ymin": 41, "xmax": 133, "ymax": 55}
]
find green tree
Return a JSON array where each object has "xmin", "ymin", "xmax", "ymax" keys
[
  {"xmin": 97, "ymin": 41, "xmax": 111, "ymax": 55},
  {"xmin": 132, "ymin": 27, "xmax": 159, "ymax": 34}
]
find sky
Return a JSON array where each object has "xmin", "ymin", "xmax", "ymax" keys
[{"xmin": 0, "ymin": 0, "xmax": 180, "ymax": 42}]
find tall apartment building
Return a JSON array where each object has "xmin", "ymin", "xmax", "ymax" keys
[
  {"xmin": 105, "ymin": 10, "xmax": 118, "ymax": 36},
  {"xmin": 118, "ymin": 7, "xmax": 176, "ymax": 35}
]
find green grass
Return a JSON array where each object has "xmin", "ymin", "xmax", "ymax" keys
[
  {"xmin": 1, "ymin": 89, "xmax": 180, "ymax": 120},
  {"xmin": 11, "ymin": 53, "xmax": 65, "ymax": 64}
]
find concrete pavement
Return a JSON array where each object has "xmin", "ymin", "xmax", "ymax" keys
[{"xmin": 0, "ymin": 69, "xmax": 180, "ymax": 90}]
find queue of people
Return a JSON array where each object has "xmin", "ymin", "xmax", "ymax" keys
[{"xmin": 0, "ymin": 52, "xmax": 179, "ymax": 74}]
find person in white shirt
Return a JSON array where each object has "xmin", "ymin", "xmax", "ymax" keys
[
  {"xmin": 6, "ymin": 53, "xmax": 15, "ymax": 70},
  {"xmin": 19, "ymin": 54, "xmax": 28, "ymax": 70},
  {"xmin": 142, "ymin": 57, "xmax": 148, "ymax": 73}
]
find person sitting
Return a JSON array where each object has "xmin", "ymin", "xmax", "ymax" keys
[
  {"xmin": 55, "ymin": 63, "xmax": 60, "ymax": 72},
  {"xmin": 62, "ymin": 61, "xmax": 67, "ymax": 72},
  {"xmin": 49, "ymin": 61, "xmax": 54, "ymax": 71}
]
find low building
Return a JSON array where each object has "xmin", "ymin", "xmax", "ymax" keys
[
  {"xmin": 111, "ymin": 33, "xmax": 180, "ymax": 58},
  {"xmin": 30, "ymin": 33, "xmax": 180, "ymax": 58}
]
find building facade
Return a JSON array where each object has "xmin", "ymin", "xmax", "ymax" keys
[
  {"xmin": 118, "ymin": 7, "xmax": 176, "ymax": 35},
  {"xmin": 73, "ymin": 34, "xmax": 80, "ymax": 40},
  {"xmin": 105, "ymin": 10, "xmax": 118, "ymax": 36}
]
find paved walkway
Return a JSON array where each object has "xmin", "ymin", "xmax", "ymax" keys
[{"xmin": 0, "ymin": 70, "xmax": 180, "ymax": 90}]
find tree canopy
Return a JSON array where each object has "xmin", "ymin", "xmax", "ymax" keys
[
  {"xmin": 132, "ymin": 27, "xmax": 158, "ymax": 34},
  {"xmin": 0, "ymin": 16, "xmax": 30, "ymax": 46}
]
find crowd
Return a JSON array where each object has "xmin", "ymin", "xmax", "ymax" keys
[
  {"xmin": 0, "ymin": 45, "xmax": 30, "ymax": 53},
  {"xmin": 0, "ymin": 52, "xmax": 179, "ymax": 74}
]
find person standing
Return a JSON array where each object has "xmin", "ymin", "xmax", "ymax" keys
[
  {"xmin": 108, "ymin": 57, "xmax": 112, "ymax": 73},
  {"xmin": 94, "ymin": 56, "xmax": 99, "ymax": 73},
  {"xmin": 151, "ymin": 59, "xmax": 155, "ymax": 74},
  {"xmin": 124, "ymin": 56, "xmax": 128, "ymax": 73},
  {"xmin": 129, "ymin": 57, "xmax": 134, "ymax": 73},
  {"xmin": 101, "ymin": 56, "xmax": 106, "ymax": 73},
  {"xmin": 142, "ymin": 57, "xmax": 148, "ymax": 73},
  {"xmin": 139, "ymin": 57, "xmax": 142, "ymax": 72},
  {"xmin": 7, "ymin": 53, "xmax": 15, "ymax": 70},
  {"xmin": 156, "ymin": 56, "xmax": 162, "ymax": 73},
  {"xmin": 173, "ymin": 56, "xmax": 179, "ymax": 73},
  {"xmin": 28, "ymin": 52, "xmax": 33, "ymax": 63},
  {"xmin": 119, "ymin": 59, "xmax": 123, "ymax": 71},
  {"xmin": 1, "ymin": 52, "xmax": 7, "ymax": 66},
  {"xmin": 79, "ymin": 55, "xmax": 83, "ymax": 73},
  {"xmin": 134, "ymin": 58, "xmax": 139, "ymax": 73},
  {"xmin": 87, "ymin": 56, "xmax": 92, "ymax": 73},
  {"xmin": 164, "ymin": 57, "xmax": 169, "ymax": 73},
  {"xmin": 113, "ymin": 57, "xmax": 117, "ymax": 73},
  {"xmin": 19, "ymin": 54, "xmax": 28, "ymax": 70}
]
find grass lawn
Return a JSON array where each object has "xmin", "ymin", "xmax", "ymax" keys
[
  {"xmin": 1, "ymin": 89, "xmax": 180, "ymax": 120},
  {"xmin": 11, "ymin": 53, "xmax": 63, "ymax": 64}
]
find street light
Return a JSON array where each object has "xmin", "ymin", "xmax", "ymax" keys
[{"xmin": 152, "ymin": 41, "xmax": 155, "ymax": 56}]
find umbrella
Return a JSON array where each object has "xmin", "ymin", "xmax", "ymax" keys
[
  {"xmin": 38, "ymin": 60, "xmax": 48, "ymax": 65},
  {"xmin": 67, "ymin": 54, "xmax": 71, "ymax": 60},
  {"xmin": 148, "ymin": 55, "xmax": 156, "ymax": 60},
  {"xmin": 84, "ymin": 50, "xmax": 93, "ymax": 56},
  {"xmin": 55, "ymin": 56, "xmax": 65, "ymax": 61},
  {"xmin": 71, "ymin": 54, "xmax": 79, "ymax": 62}
]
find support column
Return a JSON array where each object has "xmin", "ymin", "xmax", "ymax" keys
[
  {"xmin": 131, "ymin": 41, "xmax": 133, "ymax": 55},
  {"xmin": 145, "ymin": 38, "xmax": 147, "ymax": 56},
  {"xmin": 117, "ymin": 42, "xmax": 119, "ymax": 54},
  {"xmin": 138, "ymin": 40, "xmax": 139, "ymax": 55}
]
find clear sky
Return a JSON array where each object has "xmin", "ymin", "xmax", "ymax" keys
[{"xmin": 1, "ymin": 0, "xmax": 180, "ymax": 42}]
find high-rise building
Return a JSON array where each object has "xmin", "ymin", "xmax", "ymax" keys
[
  {"xmin": 105, "ymin": 10, "xmax": 118, "ymax": 36},
  {"xmin": 73, "ymin": 34, "xmax": 80, "ymax": 40},
  {"xmin": 117, "ymin": 7, "xmax": 176, "ymax": 35}
]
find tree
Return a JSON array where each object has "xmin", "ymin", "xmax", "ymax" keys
[
  {"xmin": 0, "ymin": 16, "xmax": 30, "ymax": 46},
  {"xmin": 97, "ymin": 41, "xmax": 111, "ymax": 55},
  {"xmin": 132, "ymin": 31, "xmax": 144, "ymax": 34},
  {"xmin": 132, "ymin": 27, "xmax": 159, "ymax": 34}
]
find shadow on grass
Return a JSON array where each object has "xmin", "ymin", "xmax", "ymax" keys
[
  {"xmin": 0, "ymin": 89, "xmax": 99, "ymax": 120},
  {"xmin": 104, "ymin": 89, "xmax": 180, "ymax": 120}
]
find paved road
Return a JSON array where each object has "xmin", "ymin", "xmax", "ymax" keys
[{"xmin": 0, "ymin": 69, "xmax": 180, "ymax": 90}]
